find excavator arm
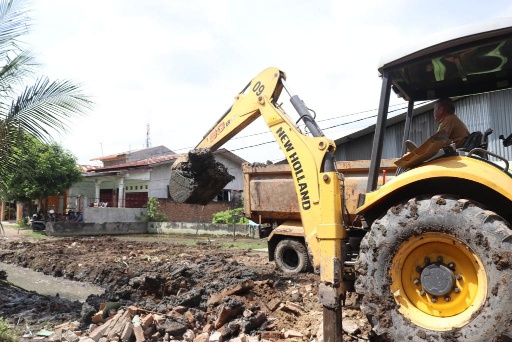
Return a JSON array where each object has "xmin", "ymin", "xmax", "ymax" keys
[{"xmin": 169, "ymin": 67, "xmax": 345, "ymax": 341}]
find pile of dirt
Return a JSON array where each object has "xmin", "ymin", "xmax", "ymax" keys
[
  {"xmin": 169, "ymin": 149, "xmax": 235, "ymax": 205},
  {"xmin": 0, "ymin": 236, "xmax": 371, "ymax": 341}
]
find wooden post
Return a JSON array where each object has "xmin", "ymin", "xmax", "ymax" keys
[
  {"xmin": 16, "ymin": 203, "xmax": 23, "ymax": 222},
  {"xmin": 0, "ymin": 201, "xmax": 5, "ymax": 222}
]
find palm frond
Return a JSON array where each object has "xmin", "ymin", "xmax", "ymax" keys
[
  {"xmin": 0, "ymin": 0, "xmax": 31, "ymax": 51},
  {"xmin": 0, "ymin": 119, "xmax": 27, "ymax": 195},
  {"xmin": 0, "ymin": 50, "xmax": 36, "ymax": 106},
  {"xmin": 7, "ymin": 77, "xmax": 93, "ymax": 142}
]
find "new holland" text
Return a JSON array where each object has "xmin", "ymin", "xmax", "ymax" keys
[{"xmin": 276, "ymin": 127, "xmax": 311, "ymax": 210}]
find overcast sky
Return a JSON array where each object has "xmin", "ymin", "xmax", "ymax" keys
[{"xmin": 24, "ymin": 0, "xmax": 512, "ymax": 165}]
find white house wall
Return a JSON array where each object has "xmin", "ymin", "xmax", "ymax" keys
[
  {"xmin": 216, "ymin": 155, "xmax": 244, "ymax": 190},
  {"xmin": 68, "ymin": 181, "xmax": 96, "ymax": 200},
  {"xmin": 149, "ymin": 164, "xmax": 171, "ymax": 198}
]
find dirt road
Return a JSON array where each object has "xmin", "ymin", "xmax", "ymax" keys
[{"xmin": 0, "ymin": 225, "xmax": 370, "ymax": 341}]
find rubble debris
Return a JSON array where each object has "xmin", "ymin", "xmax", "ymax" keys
[
  {"xmin": 169, "ymin": 148, "xmax": 235, "ymax": 205},
  {"xmin": 207, "ymin": 280, "xmax": 255, "ymax": 306},
  {"xmin": 0, "ymin": 236, "xmax": 372, "ymax": 341}
]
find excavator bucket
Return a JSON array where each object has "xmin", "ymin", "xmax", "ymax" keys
[{"xmin": 169, "ymin": 148, "xmax": 235, "ymax": 205}]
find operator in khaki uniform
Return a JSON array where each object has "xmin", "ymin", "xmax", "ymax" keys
[
  {"xmin": 405, "ymin": 97, "xmax": 470, "ymax": 154},
  {"xmin": 433, "ymin": 97, "xmax": 469, "ymax": 148}
]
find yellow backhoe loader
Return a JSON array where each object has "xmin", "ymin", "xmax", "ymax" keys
[{"xmin": 170, "ymin": 18, "xmax": 512, "ymax": 342}]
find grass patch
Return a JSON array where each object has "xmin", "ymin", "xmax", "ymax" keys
[
  {"xmin": 219, "ymin": 240, "xmax": 268, "ymax": 250},
  {"xmin": 6, "ymin": 225, "xmax": 46, "ymax": 239},
  {"xmin": 0, "ymin": 317, "xmax": 19, "ymax": 342}
]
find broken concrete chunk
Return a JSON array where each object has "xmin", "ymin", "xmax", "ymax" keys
[
  {"xmin": 183, "ymin": 329, "xmax": 195, "ymax": 342},
  {"xmin": 208, "ymin": 331, "xmax": 223, "ymax": 342},
  {"xmin": 265, "ymin": 298, "xmax": 281, "ymax": 311},
  {"xmin": 260, "ymin": 331, "xmax": 283, "ymax": 340},
  {"xmin": 120, "ymin": 322, "xmax": 133, "ymax": 341},
  {"xmin": 141, "ymin": 314, "xmax": 154, "ymax": 329},
  {"xmin": 207, "ymin": 280, "xmax": 255, "ymax": 306},
  {"xmin": 77, "ymin": 337, "xmax": 95, "ymax": 342},
  {"xmin": 214, "ymin": 303, "xmax": 244, "ymax": 329},
  {"xmin": 342, "ymin": 318, "xmax": 361, "ymax": 335},
  {"xmin": 133, "ymin": 325, "xmax": 146, "ymax": 342},
  {"xmin": 281, "ymin": 302, "xmax": 305, "ymax": 315},
  {"xmin": 185, "ymin": 311, "xmax": 195, "ymax": 324},
  {"xmin": 88, "ymin": 321, "xmax": 112, "ymax": 342},
  {"xmin": 194, "ymin": 332, "xmax": 209, "ymax": 342},
  {"xmin": 284, "ymin": 330, "xmax": 303, "ymax": 338},
  {"xmin": 240, "ymin": 311, "xmax": 266, "ymax": 333},
  {"xmin": 61, "ymin": 330, "xmax": 80, "ymax": 342},
  {"xmin": 158, "ymin": 318, "xmax": 188, "ymax": 337}
]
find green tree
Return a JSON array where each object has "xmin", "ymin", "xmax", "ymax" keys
[
  {"xmin": 0, "ymin": 0, "xmax": 92, "ymax": 197},
  {"xmin": 4, "ymin": 137, "xmax": 82, "ymax": 205}
]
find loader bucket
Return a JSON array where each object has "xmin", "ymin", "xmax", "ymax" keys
[{"xmin": 169, "ymin": 148, "xmax": 235, "ymax": 205}]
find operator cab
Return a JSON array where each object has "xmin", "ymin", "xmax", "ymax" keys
[{"xmin": 367, "ymin": 18, "xmax": 512, "ymax": 189}]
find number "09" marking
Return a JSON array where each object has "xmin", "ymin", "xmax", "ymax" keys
[{"xmin": 252, "ymin": 81, "xmax": 265, "ymax": 96}]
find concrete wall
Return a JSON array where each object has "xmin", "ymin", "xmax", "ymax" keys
[
  {"xmin": 45, "ymin": 221, "xmax": 258, "ymax": 238},
  {"xmin": 83, "ymin": 207, "xmax": 148, "ymax": 223},
  {"xmin": 46, "ymin": 221, "xmax": 148, "ymax": 237},
  {"xmin": 148, "ymin": 221, "xmax": 259, "ymax": 238}
]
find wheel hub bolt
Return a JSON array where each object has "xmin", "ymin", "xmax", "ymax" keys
[
  {"xmin": 413, "ymin": 278, "xmax": 420, "ymax": 284},
  {"xmin": 437, "ymin": 256, "xmax": 443, "ymax": 262},
  {"xmin": 424, "ymin": 257, "xmax": 431, "ymax": 264},
  {"xmin": 456, "ymin": 274, "xmax": 463, "ymax": 280},
  {"xmin": 431, "ymin": 297, "xmax": 437, "ymax": 303},
  {"xmin": 445, "ymin": 296, "xmax": 451, "ymax": 302},
  {"xmin": 448, "ymin": 262, "xmax": 455, "ymax": 269},
  {"xmin": 420, "ymin": 290, "xmax": 426, "ymax": 296},
  {"xmin": 416, "ymin": 266, "xmax": 423, "ymax": 272},
  {"xmin": 454, "ymin": 287, "xmax": 461, "ymax": 293}
]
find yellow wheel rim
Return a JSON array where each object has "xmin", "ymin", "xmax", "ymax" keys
[{"xmin": 390, "ymin": 232, "xmax": 487, "ymax": 331}]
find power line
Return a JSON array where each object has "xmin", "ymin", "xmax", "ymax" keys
[{"xmin": 173, "ymin": 101, "xmax": 430, "ymax": 153}]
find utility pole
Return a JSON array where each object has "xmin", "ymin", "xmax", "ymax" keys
[{"xmin": 146, "ymin": 123, "xmax": 151, "ymax": 148}]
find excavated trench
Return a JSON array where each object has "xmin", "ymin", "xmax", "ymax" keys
[{"xmin": 0, "ymin": 262, "xmax": 104, "ymax": 301}]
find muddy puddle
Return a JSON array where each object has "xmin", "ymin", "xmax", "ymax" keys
[{"xmin": 0, "ymin": 262, "xmax": 104, "ymax": 302}]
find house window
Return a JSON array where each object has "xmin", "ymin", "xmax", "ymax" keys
[
  {"xmin": 215, "ymin": 189, "xmax": 231, "ymax": 202},
  {"xmin": 135, "ymin": 186, "xmax": 138, "ymax": 190},
  {"xmin": 145, "ymin": 185, "xmax": 148, "ymax": 189}
]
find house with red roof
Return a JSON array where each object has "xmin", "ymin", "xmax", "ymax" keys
[{"xmin": 65, "ymin": 146, "xmax": 246, "ymax": 223}]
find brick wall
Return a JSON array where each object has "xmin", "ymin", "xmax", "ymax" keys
[{"xmin": 158, "ymin": 198, "xmax": 233, "ymax": 223}]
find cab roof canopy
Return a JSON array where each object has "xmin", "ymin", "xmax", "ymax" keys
[{"xmin": 379, "ymin": 18, "xmax": 512, "ymax": 101}]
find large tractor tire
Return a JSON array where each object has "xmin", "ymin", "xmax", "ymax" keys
[
  {"xmin": 274, "ymin": 238, "xmax": 310, "ymax": 274},
  {"xmin": 355, "ymin": 195, "xmax": 512, "ymax": 341}
]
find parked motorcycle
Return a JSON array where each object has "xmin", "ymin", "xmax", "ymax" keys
[{"xmin": 29, "ymin": 214, "xmax": 46, "ymax": 231}]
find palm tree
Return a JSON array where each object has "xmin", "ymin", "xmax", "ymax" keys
[{"xmin": 0, "ymin": 0, "xmax": 92, "ymax": 196}]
